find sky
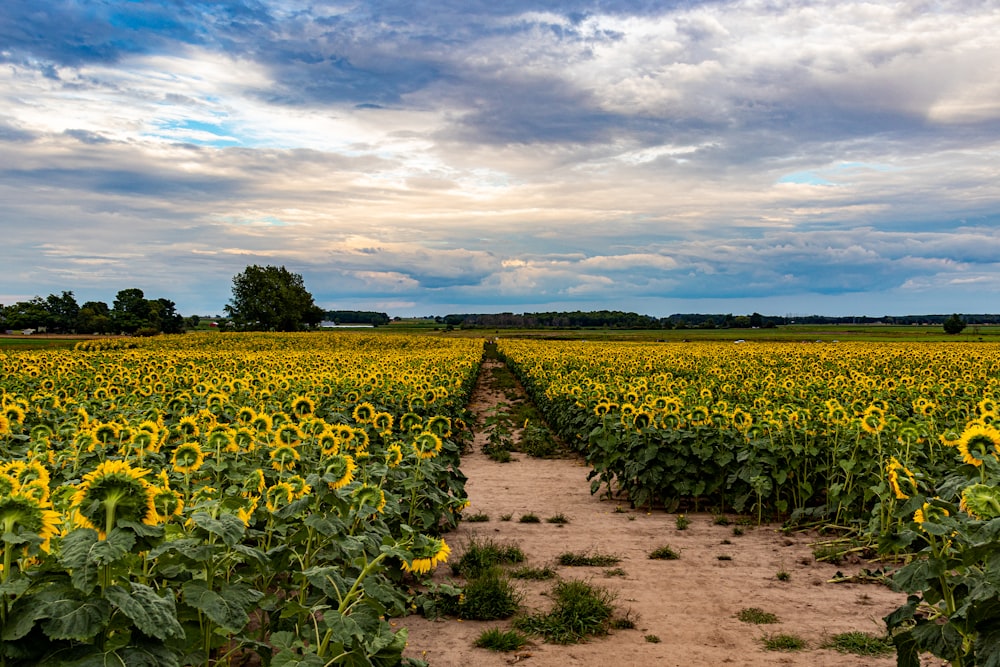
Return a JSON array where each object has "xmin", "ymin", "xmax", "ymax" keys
[{"xmin": 2, "ymin": 0, "xmax": 1000, "ymax": 318}]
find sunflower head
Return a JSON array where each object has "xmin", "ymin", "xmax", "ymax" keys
[
  {"xmin": 886, "ymin": 457, "xmax": 918, "ymax": 500},
  {"xmin": 352, "ymin": 402, "xmax": 377, "ymax": 424},
  {"xmin": 426, "ymin": 415, "xmax": 451, "ymax": 438},
  {"xmin": 322, "ymin": 453, "xmax": 356, "ymax": 491},
  {"xmin": 412, "ymin": 432, "xmax": 443, "ymax": 460},
  {"xmin": 399, "ymin": 412, "xmax": 423, "ymax": 432},
  {"xmin": 351, "ymin": 483, "xmax": 386, "ymax": 516},
  {"xmin": 960, "ymin": 483, "xmax": 1000, "ymax": 519},
  {"xmin": 913, "ymin": 501, "xmax": 950, "ymax": 530},
  {"xmin": 373, "ymin": 411, "xmax": 394, "ymax": 433},
  {"xmin": 290, "ymin": 395, "xmax": 315, "ymax": 418},
  {"xmin": 402, "ymin": 535, "xmax": 451, "ymax": 576},
  {"xmin": 265, "ymin": 482, "xmax": 295, "ymax": 512},
  {"xmin": 71, "ymin": 460, "xmax": 157, "ymax": 537},
  {"xmin": 172, "ymin": 442, "xmax": 206, "ymax": 474},
  {"xmin": 269, "ymin": 444, "xmax": 300, "ymax": 472},
  {"xmin": 0, "ymin": 492, "xmax": 61, "ymax": 555},
  {"xmin": 957, "ymin": 423, "xmax": 1000, "ymax": 467},
  {"xmin": 275, "ymin": 423, "xmax": 304, "ymax": 447},
  {"xmin": 385, "ymin": 444, "xmax": 404, "ymax": 467},
  {"xmin": 243, "ymin": 469, "xmax": 267, "ymax": 496}
]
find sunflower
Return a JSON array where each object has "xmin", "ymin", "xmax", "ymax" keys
[
  {"xmin": 243, "ymin": 469, "xmax": 266, "ymax": 496},
  {"xmin": 385, "ymin": 444, "xmax": 404, "ymax": 467},
  {"xmin": 172, "ymin": 442, "xmax": 205, "ymax": 474},
  {"xmin": 235, "ymin": 406, "xmax": 258, "ymax": 424},
  {"xmin": 250, "ymin": 412, "xmax": 274, "ymax": 432},
  {"xmin": 351, "ymin": 483, "xmax": 386, "ymax": 515},
  {"xmin": 70, "ymin": 460, "xmax": 158, "ymax": 536},
  {"xmin": 913, "ymin": 501, "xmax": 949, "ymax": 528},
  {"xmin": 285, "ymin": 474, "xmax": 311, "ymax": 499},
  {"xmin": 412, "ymin": 432, "xmax": 443, "ymax": 460},
  {"xmin": 290, "ymin": 395, "xmax": 315, "ymax": 418},
  {"xmin": 402, "ymin": 535, "xmax": 451, "ymax": 576},
  {"xmin": 150, "ymin": 480, "xmax": 184, "ymax": 522},
  {"xmin": 860, "ymin": 406, "xmax": 886, "ymax": 434},
  {"xmin": 399, "ymin": 412, "xmax": 423, "ymax": 432},
  {"xmin": 630, "ymin": 410, "xmax": 655, "ymax": 430},
  {"xmin": 0, "ymin": 412, "xmax": 10, "ymax": 436},
  {"xmin": 265, "ymin": 482, "xmax": 295, "ymax": 512},
  {"xmin": 352, "ymin": 402, "xmax": 377, "ymax": 424},
  {"xmin": 323, "ymin": 453, "xmax": 356, "ymax": 490},
  {"xmin": 91, "ymin": 421, "xmax": 122, "ymax": 446},
  {"xmin": 426, "ymin": 415, "xmax": 451, "ymax": 438},
  {"xmin": 175, "ymin": 415, "xmax": 200, "ymax": 439},
  {"xmin": 960, "ymin": 483, "xmax": 1000, "ymax": 520},
  {"xmin": 0, "ymin": 491, "xmax": 61, "ymax": 554},
  {"xmin": 3, "ymin": 403, "xmax": 26, "ymax": 426},
  {"xmin": 957, "ymin": 423, "xmax": 1000, "ymax": 467},
  {"xmin": 234, "ymin": 495, "xmax": 259, "ymax": 526},
  {"xmin": 593, "ymin": 401, "xmax": 612, "ymax": 417},
  {"xmin": 269, "ymin": 444, "xmax": 301, "ymax": 472},
  {"xmin": 234, "ymin": 426, "xmax": 257, "ymax": 452},
  {"xmin": 206, "ymin": 426, "xmax": 237, "ymax": 453},
  {"xmin": 275, "ymin": 423, "xmax": 304, "ymax": 447},
  {"xmin": 730, "ymin": 408, "xmax": 753, "ymax": 433},
  {"xmin": 373, "ymin": 411, "xmax": 394, "ymax": 433},
  {"xmin": 939, "ymin": 429, "xmax": 962, "ymax": 448},
  {"xmin": 886, "ymin": 457, "xmax": 917, "ymax": 500}
]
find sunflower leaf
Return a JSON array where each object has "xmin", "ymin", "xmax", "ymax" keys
[
  {"xmin": 190, "ymin": 512, "xmax": 245, "ymax": 547},
  {"xmin": 59, "ymin": 528, "xmax": 100, "ymax": 593},
  {"xmin": 36, "ymin": 589, "xmax": 111, "ymax": 641},
  {"xmin": 105, "ymin": 583, "xmax": 184, "ymax": 640},
  {"xmin": 182, "ymin": 580, "xmax": 263, "ymax": 633}
]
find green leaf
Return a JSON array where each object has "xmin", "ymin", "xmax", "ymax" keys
[
  {"xmin": 104, "ymin": 583, "xmax": 184, "ymax": 640},
  {"xmin": 2, "ymin": 598, "xmax": 42, "ymax": 641},
  {"xmin": 0, "ymin": 570, "xmax": 30, "ymax": 598},
  {"xmin": 271, "ymin": 649, "xmax": 326, "ymax": 667},
  {"xmin": 59, "ymin": 528, "xmax": 101, "ymax": 593},
  {"xmin": 38, "ymin": 590, "xmax": 111, "ymax": 640},
  {"xmin": 191, "ymin": 512, "xmax": 245, "ymax": 547},
  {"xmin": 55, "ymin": 641, "xmax": 182, "ymax": 667},
  {"xmin": 182, "ymin": 581, "xmax": 263, "ymax": 633}
]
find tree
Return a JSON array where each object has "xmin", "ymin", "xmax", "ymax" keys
[
  {"xmin": 2, "ymin": 297, "xmax": 52, "ymax": 330},
  {"xmin": 224, "ymin": 265, "xmax": 324, "ymax": 331},
  {"xmin": 46, "ymin": 291, "xmax": 80, "ymax": 333},
  {"xmin": 147, "ymin": 298, "xmax": 185, "ymax": 334},
  {"xmin": 77, "ymin": 301, "xmax": 111, "ymax": 334},
  {"xmin": 111, "ymin": 288, "xmax": 152, "ymax": 334},
  {"xmin": 943, "ymin": 313, "xmax": 967, "ymax": 335}
]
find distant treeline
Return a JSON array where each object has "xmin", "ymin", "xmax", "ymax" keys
[
  {"xmin": 437, "ymin": 311, "xmax": 1000, "ymax": 330},
  {"xmin": 324, "ymin": 310, "xmax": 390, "ymax": 326}
]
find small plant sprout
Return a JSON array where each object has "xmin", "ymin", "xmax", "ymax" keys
[
  {"xmin": 648, "ymin": 545, "xmax": 680, "ymax": 560},
  {"xmin": 737, "ymin": 607, "xmax": 779, "ymax": 624},
  {"xmin": 675, "ymin": 514, "xmax": 690, "ymax": 530}
]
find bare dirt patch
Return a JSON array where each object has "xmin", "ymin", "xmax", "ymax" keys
[{"xmin": 399, "ymin": 359, "xmax": 907, "ymax": 666}]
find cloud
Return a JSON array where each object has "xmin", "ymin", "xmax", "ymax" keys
[{"xmin": 2, "ymin": 0, "xmax": 1000, "ymax": 317}]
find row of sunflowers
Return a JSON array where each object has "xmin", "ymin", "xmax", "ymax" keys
[
  {"xmin": 497, "ymin": 338, "xmax": 1000, "ymax": 665},
  {"xmin": 0, "ymin": 332, "xmax": 482, "ymax": 666}
]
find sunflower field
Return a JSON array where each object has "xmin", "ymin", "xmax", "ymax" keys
[
  {"xmin": 0, "ymin": 332, "xmax": 481, "ymax": 666},
  {"xmin": 497, "ymin": 339, "xmax": 1000, "ymax": 529}
]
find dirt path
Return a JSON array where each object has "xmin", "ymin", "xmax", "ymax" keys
[{"xmin": 399, "ymin": 359, "xmax": 910, "ymax": 666}]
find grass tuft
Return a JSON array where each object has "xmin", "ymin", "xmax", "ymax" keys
[
  {"xmin": 556, "ymin": 551, "xmax": 621, "ymax": 567},
  {"xmin": 509, "ymin": 565, "xmax": 557, "ymax": 580},
  {"xmin": 453, "ymin": 536, "xmax": 526, "ymax": 578},
  {"xmin": 458, "ymin": 567, "xmax": 523, "ymax": 620},
  {"xmin": 648, "ymin": 545, "xmax": 680, "ymax": 560},
  {"xmin": 518, "ymin": 512, "xmax": 541, "ymax": 524},
  {"xmin": 473, "ymin": 627, "xmax": 528, "ymax": 652},
  {"xmin": 762, "ymin": 633, "xmax": 807, "ymax": 651},
  {"xmin": 513, "ymin": 579, "xmax": 616, "ymax": 644},
  {"xmin": 737, "ymin": 607, "xmax": 779, "ymax": 624},
  {"xmin": 822, "ymin": 631, "xmax": 894, "ymax": 657}
]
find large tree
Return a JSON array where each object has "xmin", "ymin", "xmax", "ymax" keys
[
  {"xmin": 111, "ymin": 288, "xmax": 152, "ymax": 334},
  {"xmin": 224, "ymin": 265, "xmax": 324, "ymax": 331}
]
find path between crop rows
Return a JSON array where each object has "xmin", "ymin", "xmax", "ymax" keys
[{"xmin": 398, "ymin": 358, "xmax": 917, "ymax": 667}]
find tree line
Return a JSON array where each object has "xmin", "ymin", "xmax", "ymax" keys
[{"xmin": 1, "ymin": 289, "xmax": 185, "ymax": 335}]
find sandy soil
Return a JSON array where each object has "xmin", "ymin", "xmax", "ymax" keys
[{"xmin": 398, "ymin": 360, "xmax": 912, "ymax": 667}]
